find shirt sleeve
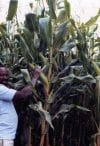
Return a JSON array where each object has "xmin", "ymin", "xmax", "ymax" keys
[{"xmin": 0, "ymin": 84, "xmax": 17, "ymax": 101}]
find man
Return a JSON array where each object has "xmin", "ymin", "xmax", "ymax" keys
[{"xmin": 0, "ymin": 66, "xmax": 41, "ymax": 146}]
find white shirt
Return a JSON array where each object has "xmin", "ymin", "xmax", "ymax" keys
[{"xmin": 0, "ymin": 84, "xmax": 18, "ymax": 139}]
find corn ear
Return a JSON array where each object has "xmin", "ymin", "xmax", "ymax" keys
[
  {"xmin": 90, "ymin": 60, "xmax": 100, "ymax": 76},
  {"xmin": 39, "ymin": 53, "xmax": 48, "ymax": 65},
  {"xmin": 40, "ymin": 72, "xmax": 49, "ymax": 90}
]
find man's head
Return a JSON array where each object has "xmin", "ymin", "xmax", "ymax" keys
[{"xmin": 0, "ymin": 67, "xmax": 9, "ymax": 84}]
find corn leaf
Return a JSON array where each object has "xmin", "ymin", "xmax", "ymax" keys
[
  {"xmin": 59, "ymin": 38, "xmax": 76, "ymax": 52},
  {"xmin": 6, "ymin": 0, "xmax": 18, "ymax": 21},
  {"xmin": 21, "ymin": 69, "xmax": 31, "ymax": 84},
  {"xmin": 57, "ymin": 10, "xmax": 67, "ymax": 23},
  {"xmin": 29, "ymin": 102, "xmax": 54, "ymax": 129},
  {"xmin": 25, "ymin": 13, "xmax": 39, "ymax": 32},
  {"xmin": 64, "ymin": 0, "xmax": 71, "ymax": 19},
  {"xmin": 39, "ymin": 17, "xmax": 52, "ymax": 47},
  {"xmin": 53, "ymin": 21, "xmax": 69, "ymax": 47},
  {"xmin": 84, "ymin": 9, "xmax": 100, "ymax": 28},
  {"xmin": 19, "ymin": 35, "xmax": 34, "ymax": 61},
  {"xmin": 47, "ymin": 0, "xmax": 56, "ymax": 19}
]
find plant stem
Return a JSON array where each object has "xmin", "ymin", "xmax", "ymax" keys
[{"xmin": 96, "ymin": 76, "xmax": 100, "ymax": 146}]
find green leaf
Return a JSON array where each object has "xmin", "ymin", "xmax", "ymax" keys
[
  {"xmin": 6, "ymin": 0, "xmax": 18, "ymax": 21},
  {"xmin": 53, "ymin": 104, "xmax": 90, "ymax": 120},
  {"xmin": 21, "ymin": 69, "xmax": 31, "ymax": 84},
  {"xmin": 53, "ymin": 21, "xmax": 69, "ymax": 47},
  {"xmin": 39, "ymin": 17, "xmax": 52, "ymax": 47},
  {"xmin": 14, "ymin": 80, "xmax": 25, "ymax": 90},
  {"xmin": 47, "ymin": 0, "xmax": 56, "ymax": 19},
  {"xmin": 64, "ymin": 0, "xmax": 71, "ymax": 19},
  {"xmin": 94, "ymin": 43, "xmax": 100, "ymax": 48},
  {"xmin": 59, "ymin": 38, "xmax": 76, "ymax": 52},
  {"xmin": 60, "ymin": 73, "xmax": 95, "ymax": 84},
  {"xmin": 34, "ymin": 32, "xmax": 40, "ymax": 49},
  {"xmin": 87, "ymin": 25, "xmax": 98, "ymax": 37},
  {"xmin": 55, "ymin": 21, "xmax": 69, "ymax": 38},
  {"xmin": 84, "ymin": 9, "xmax": 100, "ymax": 28},
  {"xmin": 20, "ymin": 27, "xmax": 36, "ymax": 58},
  {"xmin": 25, "ymin": 13, "xmax": 39, "ymax": 32},
  {"xmin": 57, "ymin": 10, "xmax": 67, "ymax": 23},
  {"xmin": 19, "ymin": 35, "xmax": 34, "ymax": 61},
  {"xmin": 29, "ymin": 102, "xmax": 54, "ymax": 129},
  {"xmin": 75, "ymin": 105, "xmax": 90, "ymax": 111}
]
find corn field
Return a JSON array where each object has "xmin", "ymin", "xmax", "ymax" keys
[{"xmin": 0, "ymin": 0, "xmax": 100, "ymax": 146}]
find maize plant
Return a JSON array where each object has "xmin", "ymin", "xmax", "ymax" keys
[{"xmin": 0, "ymin": 0, "xmax": 100, "ymax": 146}]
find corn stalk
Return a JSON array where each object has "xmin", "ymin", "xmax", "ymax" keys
[{"xmin": 95, "ymin": 76, "xmax": 100, "ymax": 146}]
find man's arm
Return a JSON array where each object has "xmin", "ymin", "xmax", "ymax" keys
[
  {"xmin": 13, "ymin": 85, "xmax": 32, "ymax": 102},
  {"xmin": 0, "ymin": 66, "xmax": 41, "ymax": 102}
]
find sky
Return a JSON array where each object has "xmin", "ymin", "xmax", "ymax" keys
[
  {"xmin": 69, "ymin": 0, "xmax": 100, "ymax": 22},
  {"xmin": 0, "ymin": 0, "xmax": 100, "ymax": 35}
]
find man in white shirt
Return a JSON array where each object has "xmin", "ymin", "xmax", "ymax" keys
[{"xmin": 0, "ymin": 66, "xmax": 41, "ymax": 146}]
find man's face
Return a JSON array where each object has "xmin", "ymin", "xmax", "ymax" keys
[{"xmin": 0, "ymin": 67, "xmax": 9, "ymax": 84}]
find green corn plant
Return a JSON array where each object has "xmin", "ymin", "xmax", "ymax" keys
[
  {"xmin": 69, "ymin": 10, "xmax": 100, "ymax": 77},
  {"xmin": 0, "ymin": 1, "xmax": 100, "ymax": 146}
]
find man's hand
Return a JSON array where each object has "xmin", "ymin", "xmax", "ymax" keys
[{"xmin": 31, "ymin": 66, "xmax": 41, "ymax": 86}]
